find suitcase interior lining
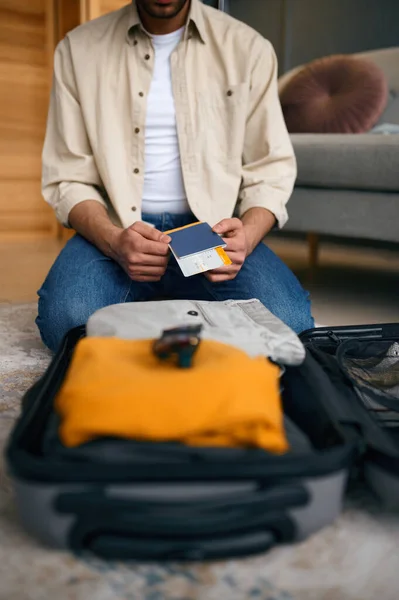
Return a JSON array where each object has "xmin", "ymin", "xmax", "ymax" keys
[{"xmin": 40, "ymin": 410, "xmax": 314, "ymax": 463}]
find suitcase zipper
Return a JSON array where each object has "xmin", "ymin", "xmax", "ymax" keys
[
  {"xmin": 302, "ymin": 324, "xmax": 399, "ymax": 345},
  {"xmin": 327, "ymin": 331, "xmax": 342, "ymax": 346}
]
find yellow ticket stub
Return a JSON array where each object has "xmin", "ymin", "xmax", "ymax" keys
[{"xmin": 216, "ymin": 246, "xmax": 232, "ymax": 266}]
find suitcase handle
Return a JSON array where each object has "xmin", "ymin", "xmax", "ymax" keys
[
  {"xmin": 57, "ymin": 484, "xmax": 308, "ymax": 518},
  {"xmin": 62, "ymin": 484, "xmax": 304, "ymax": 559},
  {"xmin": 84, "ymin": 529, "xmax": 278, "ymax": 561},
  {"xmin": 69, "ymin": 513, "xmax": 292, "ymax": 561},
  {"xmin": 68, "ymin": 505, "xmax": 296, "ymax": 540}
]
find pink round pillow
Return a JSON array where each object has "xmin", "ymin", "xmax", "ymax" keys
[{"xmin": 280, "ymin": 55, "xmax": 388, "ymax": 134}]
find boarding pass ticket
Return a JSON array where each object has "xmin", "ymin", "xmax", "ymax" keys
[{"xmin": 171, "ymin": 246, "xmax": 232, "ymax": 277}]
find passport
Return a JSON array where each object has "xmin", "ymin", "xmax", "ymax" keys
[
  {"xmin": 167, "ymin": 222, "xmax": 226, "ymax": 258},
  {"xmin": 166, "ymin": 222, "xmax": 232, "ymax": 277}
]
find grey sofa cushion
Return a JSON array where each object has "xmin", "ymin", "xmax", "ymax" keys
[{"xmin": 292, "ymin": 134, "xmax": 399, "ymax": 192}]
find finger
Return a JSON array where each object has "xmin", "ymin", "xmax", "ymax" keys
[
  {"xmin": 130, "ymin": 221, "xmax": 171, "ymax": 244},
  {"xmin": 208, "ymin": 265, "xmax": 239, "ymax": 276},
  {"xmin": 218, "ymin": 248, "xmax": 245, "ymax": 266},
  {"xmin": 139, "ymin": 238, "xmax": 171, "ymax": 257},
  {"xmin": 131, "ymin": 275, "xmax": 162, "ymax": 283},
  {"xmin": 206, "ymin": 272, "xmax": 236, "ymax": 283},
  {"xmin": 223, "ymin": 239, "xmax": 243, "ymax": 252},
  {"xmin": 221, "ymin": 230, "xmax": 239, "ymax": 239},
  {"xmin": 213, "ymin": 218, "xmax": 242, "ymax": 236},
  {"xmin": 206, "ymin": 262, "xmax": 240, "ymax": 276},
  {"xmin": 130, "ymin": 253, "xmax": 168, "ymax": 267},
  {"xmin": 128, "ymin": 266, "xmax": 166, "ymax": 279}
]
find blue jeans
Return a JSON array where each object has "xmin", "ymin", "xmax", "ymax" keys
[{"xmin": 36, "ymin": 212, "xmax": 314, "ymax": 352}]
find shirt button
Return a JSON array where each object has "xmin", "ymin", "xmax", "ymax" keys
[
  {"xmin": 227, "ymin": 90, "xmax": 233, "ymax": 97},
  {"xmin": 139, "ymin": 92, "xmax": 144, "ymax": 97},
  {"xmin": 144, "ymin": 54, "xmax": 150, "ymax": 60},
  {"xmin": 133, "ymin": 168, "xmax": 140, "ymax": 174},
  {"xmin": 133, "ymin": 40, "xmax": 138, "ymax": 46},
  {"xmin": 134, "ymin": 127, "xmax": 140, "ymax": 134},
  {"xmin": 131, "ymin": 206, "xmax": 137, "ymax": 211}
]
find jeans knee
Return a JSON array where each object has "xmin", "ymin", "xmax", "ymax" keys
[
  {"xmin": 36, "ymin": 295, "xmax": 88, "ymax": 353},
  {"xmin": 296, "ymin": 289, "xmax": 315, "ymax": 333},
  {"xmin": 275, "ymin": 292, "xmax": 314, "ymax": 335},
  {"xmin": 291, "ymin": 309, "xmax": 314, "ymax": 335}
]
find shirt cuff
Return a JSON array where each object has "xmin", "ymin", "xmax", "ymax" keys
[
  {"xmin": 238, "ymin": 187, "xmax": 289, "ymax": 229},
  {"xmin": 56, "ymin": 182, "xmax": 108, "ymax": 227}
]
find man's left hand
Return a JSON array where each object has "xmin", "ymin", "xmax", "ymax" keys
[{"xmin": 205, "ymin": 218, "xmax": 248, "ymax": 283}]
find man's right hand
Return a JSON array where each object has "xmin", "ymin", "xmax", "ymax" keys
[{"xmin": 111, "ymin": 222, "xmax": 171, "ymax": 282}]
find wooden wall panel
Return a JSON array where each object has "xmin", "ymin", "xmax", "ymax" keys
[
  {"xmin": 48, "ymin": 0, "xmax": 81, "ymax": 240},
  {"xmin": 0, "ymin": 0, "xmax": 131, "ymax": 239},
  {"xmin": 58, "ymin": 0, "xmax": 81, "ymax": 36},
  {"xmin": 100, "ymin": 0, "xmax": 130, "ymax": 14},
  {"xmin": 0, "ymin": 0, "xmax": 53, "ymax": 236},
  {"xmin": 80, "ymin": 0, "xmax": 129, "ymax": 22},
  {"xmin": 0, "ymin": 182, "xmax": 52, "ymax": 233}
]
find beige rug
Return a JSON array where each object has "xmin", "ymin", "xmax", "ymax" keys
[{"xmin": 1, "ymin": 303, "xmax": 399, "ymax": 600}]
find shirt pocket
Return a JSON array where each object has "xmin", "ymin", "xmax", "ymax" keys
[{"xmin": 197, "ymin": 82, "xmax": 249, "ymax": 165}]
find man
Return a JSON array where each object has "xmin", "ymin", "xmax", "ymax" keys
[{"xmin": 37, "ymin": 0, "xmax": 313, "ymax": 352}]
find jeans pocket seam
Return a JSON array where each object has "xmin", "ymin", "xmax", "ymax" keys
[{"xmin": 121, "ymin": 280, "xmax": 132, "ymax": 304}]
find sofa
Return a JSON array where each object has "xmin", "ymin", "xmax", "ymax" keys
[{"xmin": 278, "ymin": 47, "xmax": 399, "ymax": 265}]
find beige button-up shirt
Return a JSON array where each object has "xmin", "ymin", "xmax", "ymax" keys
[{"xmin": 42, "ymin": 0, "xmax": 296, "ymax": 229}]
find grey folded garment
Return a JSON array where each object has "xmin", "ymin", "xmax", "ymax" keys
[
  {"xmin": 86, "ymin": 299, "xmax": 306, "ymax": 367},
  {"xmin": 42, "ymin": 413, "xmax": 312, "ymax": 461}
]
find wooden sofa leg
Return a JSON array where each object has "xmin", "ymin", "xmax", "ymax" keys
[{"xmin": 307, "ymin": 232, "xmax": 320, "ymax": 271}]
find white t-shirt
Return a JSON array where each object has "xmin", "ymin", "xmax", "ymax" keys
[{"xmin": 142, "ymin": 27, "xmax": 190, "ymax": 215}]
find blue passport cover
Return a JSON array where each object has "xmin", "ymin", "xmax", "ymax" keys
[{"xmin": 168, "ymin": 222, "xmax": 224, "ymax": 258}]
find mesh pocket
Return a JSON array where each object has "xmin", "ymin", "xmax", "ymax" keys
[{"xmin": 338, "ymin": 340, "xmax": 399, "ymax": 428}]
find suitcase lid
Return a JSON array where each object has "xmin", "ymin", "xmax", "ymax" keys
[{"xmin": 300, "ymin": 324, "xmax": 399, "ymax": 472}]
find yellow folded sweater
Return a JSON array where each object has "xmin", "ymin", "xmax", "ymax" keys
[{"xmin": 55, "ymin": 337, "xmax": 288, "ymax": 453}]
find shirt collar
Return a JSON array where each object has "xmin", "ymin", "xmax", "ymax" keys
[{"xmin": 127, "ymin": 0, "xmax": 207, "ymax": 44}]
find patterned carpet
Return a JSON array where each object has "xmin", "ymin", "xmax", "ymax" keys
[{"xmin": 1, "ymin": 303, "xmax": 399, "ymax": 600}]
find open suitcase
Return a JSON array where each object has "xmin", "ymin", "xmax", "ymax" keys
[{"xmin": 4, "ymin": 303, "xmax": 399, "ymax": 561}]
